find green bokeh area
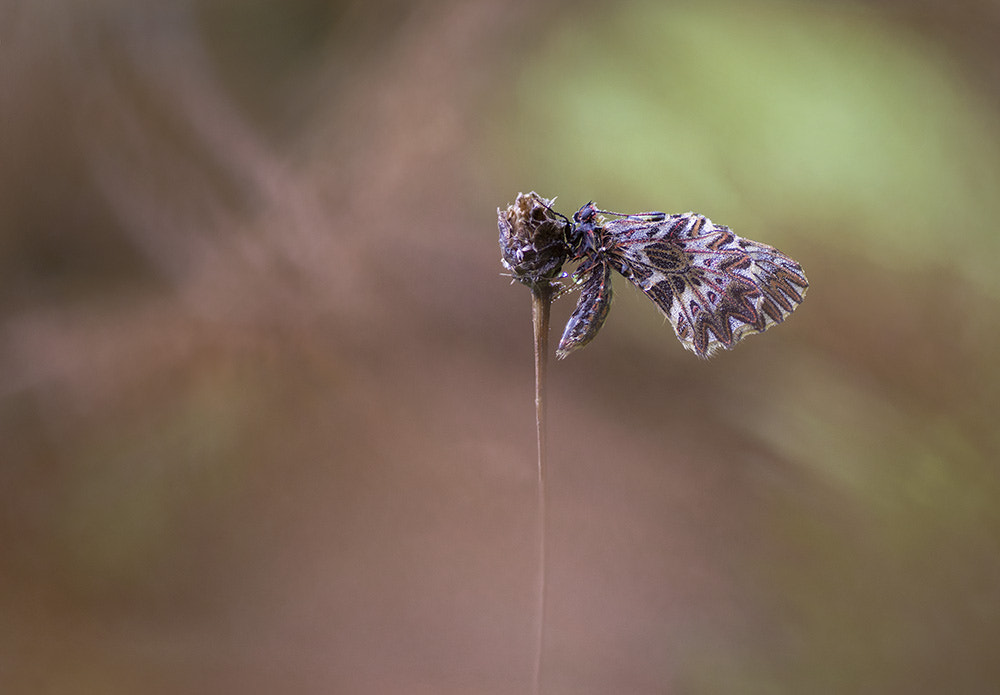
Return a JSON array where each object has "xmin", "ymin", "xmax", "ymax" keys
[
  {"xmin": 504, "ymin": 1, "xmax": 1000, "ymax": 287},
  {"xmin": 500, "ymin": 2, "xmax": 1000, "ymax": 690}
]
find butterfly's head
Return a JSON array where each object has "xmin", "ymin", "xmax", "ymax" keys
[
  {"xmin": 564, "ymin": 202, "xmax": 604, "ymax": 258},
  {"xmin": 573, "ymin": 202, "xmax": 600, "ymax": 226}
]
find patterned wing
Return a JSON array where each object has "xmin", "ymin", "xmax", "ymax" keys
[
  {"xmin": 556, "ymin": 258, "xmax": 613, "ymax": 359},
  {"xmin": 606, "ymin": 213, "xmax": 808, "ymax": 357}
]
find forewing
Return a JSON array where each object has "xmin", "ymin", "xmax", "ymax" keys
[
  {"xmin": 556, "ymin": 259, "xmax": 613, "ymax": 359},
  {"xmin": 608, "ymin": 213, "xmax": 808, "ymax": 357}
]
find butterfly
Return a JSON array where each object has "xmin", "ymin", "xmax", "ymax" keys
[{"xmin": 556, "ymin": 202, "xmax": 808, "ymax": 359}]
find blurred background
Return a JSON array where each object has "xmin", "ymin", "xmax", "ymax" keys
[{"xmin": 2, "ymin": 0, "xmax": 999, "ymax": 692}]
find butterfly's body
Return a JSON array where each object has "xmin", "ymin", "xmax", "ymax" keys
[{"xmin": 556, "ymin": 202, "xmax": 808, "ymax": 359}]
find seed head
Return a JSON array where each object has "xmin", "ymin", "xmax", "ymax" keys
[{"xmin": 498, "ymin": 192, "xmax": 572, "ymax": 289}]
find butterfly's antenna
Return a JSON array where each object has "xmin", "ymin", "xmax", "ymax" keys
[
  {"xmin": 541, "ymin": 197, "xmax": 573, "ymax": 228},
  {"xmin": 594, "ymin": 207, "xmax": 667, "ymax": 221}
]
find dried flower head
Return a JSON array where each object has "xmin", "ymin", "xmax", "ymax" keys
[{"xmin": 498, "ymin": 192, "xmax": 573, "ymax": 289}]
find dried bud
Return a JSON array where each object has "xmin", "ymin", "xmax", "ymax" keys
[{"xmin": 498, "ymin": 191, "xmax": 572, "ymax": 289}]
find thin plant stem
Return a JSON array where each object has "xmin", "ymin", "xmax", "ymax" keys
[
  {"xmin": 530, "ymin": 283, "xmax": 554, "ymax": 695},
  {"xmin": 497, "ymin": 191, "xmax": 569, "ymax": 694}
]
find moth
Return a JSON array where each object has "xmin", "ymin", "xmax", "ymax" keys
[{"xmin": 556, "ymin": 203, "xmax": 808, "ymax": 359}]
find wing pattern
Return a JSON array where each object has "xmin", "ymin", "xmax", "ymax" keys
[{"xmin": 556, "ymin": 204, "xmax": 808, "ymax": 358}]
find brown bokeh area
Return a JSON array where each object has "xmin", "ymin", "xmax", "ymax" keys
[{"xmin": 3, "ymin": 1, "xmax": 1000, "ymax": 693}]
